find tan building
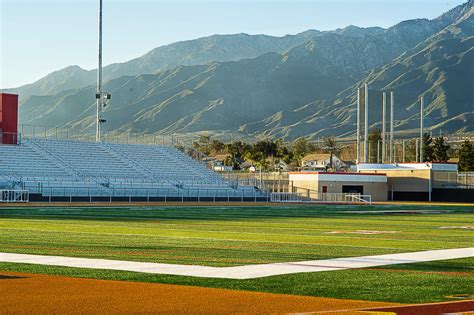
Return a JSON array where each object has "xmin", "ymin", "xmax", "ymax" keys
[
  {"xmin": 288, "ymin": 172, "xmax": 388, "ymax": 201},
  {"xmin": 356, "ymin": 163, "xmax": 458, "ymax": 201}
]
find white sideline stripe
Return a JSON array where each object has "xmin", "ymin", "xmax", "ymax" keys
[{"xmin": 1, "ymin": 248, "xmax": 473, "ymax": 280}]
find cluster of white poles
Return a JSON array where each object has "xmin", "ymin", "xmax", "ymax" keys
[{"xmin": 356, "ymin": 83, "xmax": 426, "ymax": 164}]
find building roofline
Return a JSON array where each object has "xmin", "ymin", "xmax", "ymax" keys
[
  {"xmin": 289, "ymin": 171, "xmax": 387, "ymax": 176},
  {"xmin": 0, "ymin": 93, "xmax": 19, "ymax": 97}
]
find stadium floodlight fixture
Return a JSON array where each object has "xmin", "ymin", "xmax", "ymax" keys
[{"xmin": 102, "ymin": 92, "xmax": 111, "ymax": 108}]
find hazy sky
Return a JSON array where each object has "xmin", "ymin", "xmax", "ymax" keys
[{"xmin": 0, "ymin": 0, "xmax": 466, "ymax": 88}]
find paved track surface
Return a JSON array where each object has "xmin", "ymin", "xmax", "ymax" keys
[
  {"xmin": 1, "ymin": 248, "xmax": 473, "ymax": 279},
  {"xmin": 0, "ymin": 272, "xmax": 397, "ymax": 314},
  {"xmin": 365, "ymin": 300, "xmax": 474, "ymax": 315}
]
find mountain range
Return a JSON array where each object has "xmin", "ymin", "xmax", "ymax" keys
[{"xmin": 5, "ymin": 0, "xmax": 474, "ymax": 141}]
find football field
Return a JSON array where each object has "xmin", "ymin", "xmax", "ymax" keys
[{"xmin": 0, "ymin": 204, "xmax": 473, "ymax": 306}]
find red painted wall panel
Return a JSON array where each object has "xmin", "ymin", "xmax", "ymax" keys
[{"xmin": 0, "ymin": 93, "xmax": 19, "ymax": 145}]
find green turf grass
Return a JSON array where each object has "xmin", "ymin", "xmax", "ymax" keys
[
  {"xmin": 0, "ymin": 205, "xmax": 472, "ymax": 303},
  {"xmin": 0, "ymin": 205, "xmax": 472, "ymax": 266}
]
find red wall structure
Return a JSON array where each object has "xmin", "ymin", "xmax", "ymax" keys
[{"xmin": 0, "ymin": 93, "xmax": 19, "ymax": 145}]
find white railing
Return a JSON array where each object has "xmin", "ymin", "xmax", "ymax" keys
[
  {"xmin": 35, "ymin": 186, "xmax": 269, "ymax": 203},
  {"xmin": 270, "ymin": 192, "xmax": 372, "ymax": 204},
  {"xmin": 0, "ymin": 190, "xmax": 29, "ymax": 203},
  {"xmin": 346, "ymin": 194, "xmax": 372, "ymax": 204}
]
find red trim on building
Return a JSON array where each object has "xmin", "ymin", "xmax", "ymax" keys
[{"xmin": 357, "ymin": 162, "xmax": 457, "ymax": 165}]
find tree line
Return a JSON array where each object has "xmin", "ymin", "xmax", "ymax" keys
[
  {"xmin": 189, "ymin": 135, "xmax": 339, "ymax": 171},
  {"xmin": 188, "ymin": 133, "xmax": 474, "ymax": 172}
]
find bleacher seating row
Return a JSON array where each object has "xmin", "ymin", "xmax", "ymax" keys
[{"xmin": 0, "ymin": 138, "xmax": 266, "ymax": 200}]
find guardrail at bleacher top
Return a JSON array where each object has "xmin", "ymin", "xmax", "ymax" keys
[{"xmin": 0, "ymin": 190, "xmax": 29, "ymax": 203}]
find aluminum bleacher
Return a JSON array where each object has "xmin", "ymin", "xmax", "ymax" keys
[{"xmin": 0, "ymin": 138, "xmax": 267, "ymax": 202}]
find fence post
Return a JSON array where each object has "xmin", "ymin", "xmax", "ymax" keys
[
  {"xmin": 402, "ymin": 140, "xmax": 406, "ymax": 163},
  {"xmin": 377, "ymin": 140, "xmax": 380, "ymax": 164}
]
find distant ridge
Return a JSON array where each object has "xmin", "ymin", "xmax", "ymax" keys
[{"xmin": 9, "ymin": 1, "xmax": 474, "ymax": 140}]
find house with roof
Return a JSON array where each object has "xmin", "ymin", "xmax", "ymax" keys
[
  {"xmin": 301, "ymin": 153, "xmax": 346, "ymax": 171},
  {"xmin": 202, "ymin": 154, "xmax": 233, "ymax": 172},
  {"xmin": 274, "ymin": 160, "xmax": 290, "ymax": 172}
]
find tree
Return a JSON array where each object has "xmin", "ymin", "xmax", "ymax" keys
[
  {"xmin": 405, "ymin": 139, "xmax": 418, "ymax": 162},
  {"xmin": 458, "ymin": 140, "xmax": 474, "ymax": 171},
  {"xmin": 432, "ymin": 137, "xmax": 450, "ymax": 162},
  {"xmin": 223, "ymin": 155, "xmax": 234, "ymax": 167},
  {"xmin": 253, "ymin": 140, "xmax": 278, "ymax": 159},
  {"xmin": 192, "ymin": 135, "xmax": 211, "ymax": 155},
  {"xmin": 292, "ymin": 138, "xmax": 309, "ymax": 166},
  {"xmin": 209, "ymin": 139, "xmax": 224, "ymax": 154},
  {"xmin": 368, "ymin": 129, "xmax": 382, "ymax": 163},
  {"xmin": 225, "ymin": 141, "xmax": 248, "ymax": 170},
  {"xmin": 275, "ymin": 139, "xmax": 293, "ymax": 164},
  {"xmin": 323, "ymin": 136, "xmax": 337, "ymax": 170},
  {"xmin": 422, "ymin": 133, "xmax": 434, "ymax": 162}
]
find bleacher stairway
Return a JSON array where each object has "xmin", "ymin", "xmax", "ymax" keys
[{"xmin": 0, "ymin": 139, "xmax": 267, "ymax": 202}]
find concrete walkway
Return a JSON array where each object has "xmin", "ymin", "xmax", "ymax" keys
[{"xmin": 1, "ymin": 248, "xmax": 473, "ymax": 279}]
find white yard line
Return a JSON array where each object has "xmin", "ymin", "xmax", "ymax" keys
[{"xmin": 1, "ymin": 248, "xmax": 473, "ymax": 280}]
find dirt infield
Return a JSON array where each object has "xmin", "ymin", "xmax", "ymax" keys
[{"xmin": 0, "ymin": 272, "xmax": 397, "ymax": 314}]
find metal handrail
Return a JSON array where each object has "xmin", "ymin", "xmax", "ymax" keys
[
  {"xmin": 0, "ymin": 190, "xmax": 29, "ymax": 203},
  {"xmin": 38, "ymin": 186, "xmax": 269, "ymax": 203},
  {"xmin": 270, "ymin": 192, "xmax": 372, "ymax": 204}
]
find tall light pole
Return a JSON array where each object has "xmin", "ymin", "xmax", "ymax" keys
[
  {"xmin": 96, "ymin": 0, "xmax": 104, "ymax": 142},
  {"xmin": 390, "ymin": 91, "xmax": 394, "ymax": 163},
  {"xmin": 356, "ymin": 87, "xmax": 361, "ymax": 164},
  {"xmin": 382, "ymin": 92, "xmax": 386, "ymax": 164},
  {"xmin": 364, "ymin": 83, "xmax": 369, "ymax": 163},
  {"xmin": 420, "ymin": 96, "xmax": 424, "ymax": 163}
]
